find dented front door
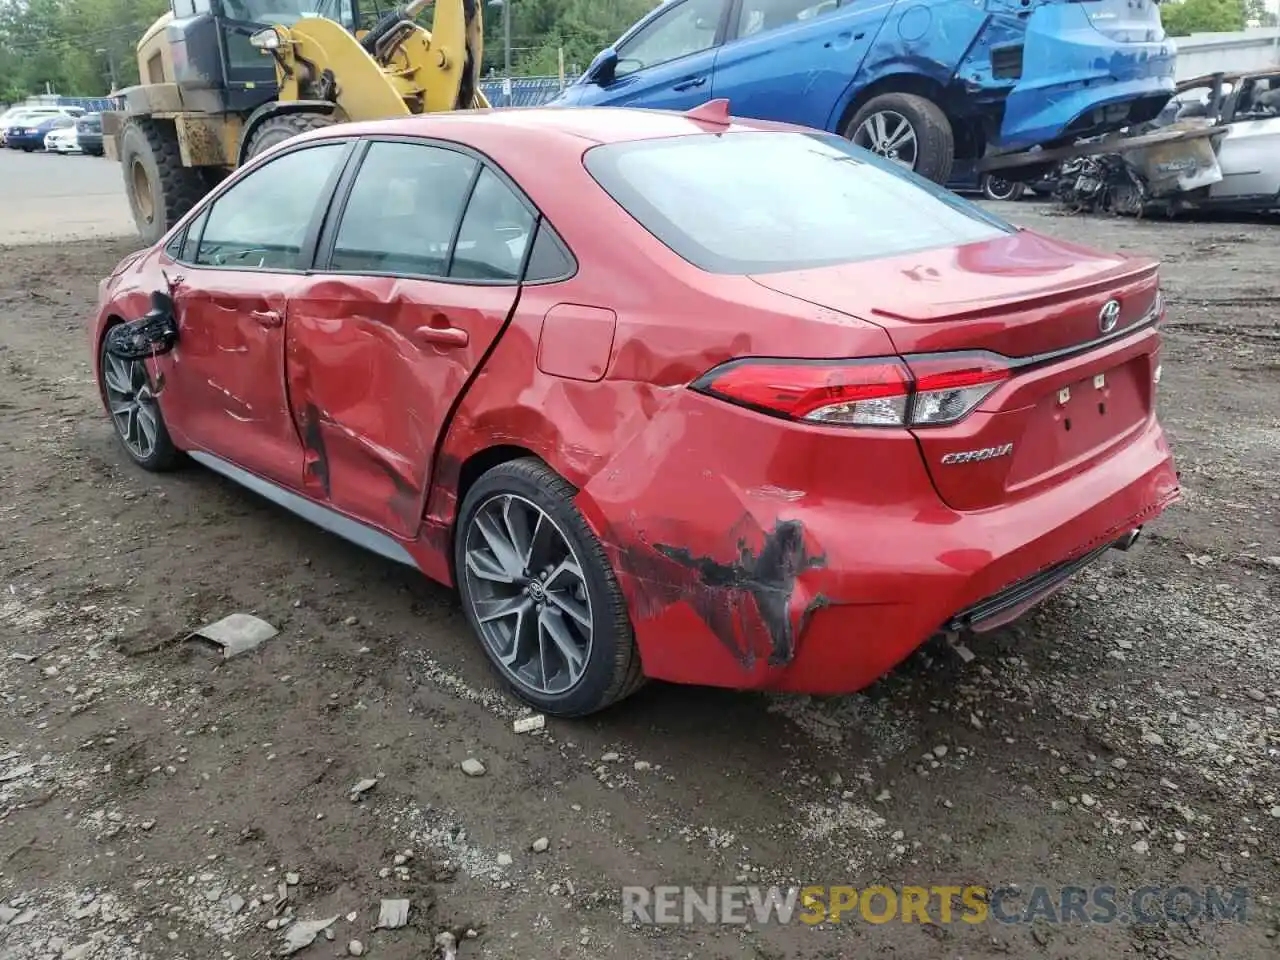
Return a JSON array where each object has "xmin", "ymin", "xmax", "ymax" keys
[
  {"xmin": 165, "ymin": 269, "xmax": 302, "ymax": 487},
  {"xmin": 156, "ymin": 140, "xmax": 352, "ymax": 488},
  {"xmin": 283, "ymin": 142, "xmax": 533, "ymax": 538}
]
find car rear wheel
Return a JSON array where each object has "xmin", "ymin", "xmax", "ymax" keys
[
  {"xmin": 98, "ymin": 337, "xmax": 181, "ymax": 472},
  {"xmin": 845, "ymin": 92, "xmax": 954, "ymax": 185},
  {"xmin": 981, "ymin": 174, "xmax": 1026, "ymax": 202},
  {"xmin": 455, "ymin": 458, "xmax": 645, "ymax": 717}
]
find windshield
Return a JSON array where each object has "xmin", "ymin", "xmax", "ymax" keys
[
  {"xmin": 220, "ymin": 0, "xmax": 355, "ymax": 27},
  {"xmin": 583, "ymin": 130, "xmax": 1015, "ymax": 274}
]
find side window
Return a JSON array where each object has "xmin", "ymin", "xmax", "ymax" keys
[
  {"xmin": 195, "ymin": 143, "xmax": 346, "ymax": 270},
  {"xmin": 736, "ymin": 0, "xmax": 840, "ymax": 37},
  {"xmin": 330, "ymin": 142, "xmax": 478, "ymax": 277},
  {"xmin": 449, "ymin": 167, "xmax": 535, "ymax": 283},
  {"xmin": 164, "ymin": 227, "xmax": 186, "ymax": 260},
  {"xmin": 179, "ymin": 209, "xmax": 209, "ymax": 263},
  {"xmin": 616, "ymin": 0, "xmax": 728, "ymax": 78},
  {"xmin": 523, "ymin": 221, "xmax": 575, "ymax": 283}
]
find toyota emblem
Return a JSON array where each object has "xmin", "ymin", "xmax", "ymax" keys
[{"xmin": 1098, "ymin": 299, "xmax": 1121, "ymax": 333}]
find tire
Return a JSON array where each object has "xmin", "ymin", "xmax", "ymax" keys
[
  {"xmin": 98, "ymin": 334, "xmax": 182, "ymax": 472},
  {"xmin": 454, "ymin": 458, "xmax": 646, "ymax": 717},
  {"xmin": 244, "ymin": 112, "xmax": 335, "ymax": 160},
  {"xmin": 21, "ymin": 146, "xmax": 33, "ymax": 152},
  {"xmin": 119, "ymin": 118, "xmax": 208, "ymax": 246},
  {"xmin": 844, "ymin": 92, "xmax": 954, "ymax": 185},
  {"xmin": 981, "ymin": 175, "xmax": 1025, "ymax": 202}
]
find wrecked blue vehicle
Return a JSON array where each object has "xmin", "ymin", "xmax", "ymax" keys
[{"xmin": 549, "ymin": 0, "xmax": 1177, "ymax": 184}]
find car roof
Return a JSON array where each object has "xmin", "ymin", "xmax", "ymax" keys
[{"xmin": 306, "ymin": 104, "xmax": 800, "ymax": 152}]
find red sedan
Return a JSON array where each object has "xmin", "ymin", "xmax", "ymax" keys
[{"xmin": 90, "ymin": 102, "xmax": 1180, "ymax": 717}]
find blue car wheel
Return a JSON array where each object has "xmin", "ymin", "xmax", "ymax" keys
[{"xmin": 844, "ymin": 92, "xmax": 955, "ymax": 185}]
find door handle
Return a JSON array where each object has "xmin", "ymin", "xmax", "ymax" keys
[
  {"xmin": 414, "ymin": 323, "xmax": 469, "ymax": 348},
  {"xmin": 672, "ymin": 76, "xmax": 707, "ymax": 92},
  {"xmin": 250, "ymin": 309, "xmax": 283, "ymax": 328}
]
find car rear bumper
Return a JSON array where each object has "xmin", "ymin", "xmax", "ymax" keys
[
  {"xmin": 582, "ymin": 390, "xmax": 1179, "ymax": 695},
  {"xmin": 995, "ymin": 6, "xmax": 1176, "ymax": 151}
]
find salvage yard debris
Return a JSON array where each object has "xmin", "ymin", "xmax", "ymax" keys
[
  {"xmin": 280, "ymin": 914, "xmax": 338, "ymax": 955},
  {"xmin": 512, "ymin": 713, "xmax": 546, "ymax": 734},
  {"xmin": 187, "ymin": 613, "xmax": 279, "ymax": 659},
  {"xmin": 376, "ymin": 899, "xmax": 410, "ymax": 930}
]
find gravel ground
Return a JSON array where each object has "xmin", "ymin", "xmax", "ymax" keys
[{"xmin": 0, "ymin": 167, "xmax": 1277, "ymax": 959}]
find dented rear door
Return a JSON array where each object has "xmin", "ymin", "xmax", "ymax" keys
[{"xmin": 285, "ymin": 143, "xmax": 532, "ymax": 538}]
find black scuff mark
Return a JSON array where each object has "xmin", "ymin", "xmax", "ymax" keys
[
  {"xmin": 300, "ymin": 403, "xmax": 331, "ymax": 499},
  {"xmin": 368, "ymin": 456, "xmax": 419, "ymax": 529},
  {"xmin": 610, "ymin": 518, "xmax": 825, "ymax": 669},
  {"xmin": 795, "ymin": 593, "xmax": 830, "ymax": 642}
]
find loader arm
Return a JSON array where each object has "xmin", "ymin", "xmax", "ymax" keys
[{"xmin": 274, "ymin": 0, "xmax": 489, "ymax": 120}]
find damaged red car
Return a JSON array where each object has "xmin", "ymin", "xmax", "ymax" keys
[{"xmin": 91, "ymin": 102, "xmax": 1180, "ymax": 717}]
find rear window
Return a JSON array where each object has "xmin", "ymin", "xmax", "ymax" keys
[{"xmin": 583, "ymin": 130, "xmax": 1014, "ymax": 274}]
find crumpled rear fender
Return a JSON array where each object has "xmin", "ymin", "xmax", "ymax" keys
[{"xmin": 574, "ymin": 387, "xmax": 948, "ymax": 690}]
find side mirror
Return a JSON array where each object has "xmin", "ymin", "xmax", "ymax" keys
[
  {"xmin": 105, "ymin": 291, "xmax": 179, "ymax": 361},
  {"xmin": 149, "ymin": 290, "xmax": 175, "ymax": 317},
  {"xmin": 586, "ymin": 49, "xmax": 619, "ymax": 86}
]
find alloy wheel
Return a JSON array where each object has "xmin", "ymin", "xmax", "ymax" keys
[
  {"xmin": 984, "ymin": 176, "xmax": 1019, "ymax": 201},
  {"xmin": 462, "ymin": 493, "xmax": 593, "ymax": 696},
  {"xmin": 852, "ymin": 110, "xmax": 918, "ymax": 169},
  {"xmin": 102, "ymin": 352, "xmax": 160, "ymax": 461}
]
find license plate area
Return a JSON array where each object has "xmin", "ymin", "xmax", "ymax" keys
[{"xmin": 1005, "ymin": 357, "xmax": 1148, "ymax": 490}]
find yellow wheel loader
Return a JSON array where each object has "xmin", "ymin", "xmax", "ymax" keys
[{"xmin": 103, "ymin": 0, "xmax": 488, "ymax": 244}]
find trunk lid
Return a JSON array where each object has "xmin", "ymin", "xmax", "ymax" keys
[
  {"xmin": 750, "ymin": 229, "xmax": 1163, "ymax": 511},
  {"xmin": 1070, "ymin": 0, "xmax": 1165, "ymax": 44}
]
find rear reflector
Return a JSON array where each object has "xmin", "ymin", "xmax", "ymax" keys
[{"xmin": 694, "ymin": 352, "xmax": 1011, "ymax": 428}]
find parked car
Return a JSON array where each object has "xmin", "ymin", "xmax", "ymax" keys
[
  {"xmin": 90, "ymin": 106, "xmax": 1179, "ymax": 716},
  {"xmin": 946, "ymin": 163, "xmax": 1059, "ymax": 201},
  {"xmin": 6, "ymin": 114, "xmax": 76, "ymax": 152},
  {"xmin": 76, "ymin": 113, "xmax": 105, "ymax": 156},
  {"xmin": 0, "ymin": 105, "xmax": 82, "ymax": 146},
  {"xmin": 1164, "ymin": 70, "xmax": 1280, "ymax": 213},
  {"xmin": 45, "ymin": 124, "xmax": 82, "ymax": 154},
  {"xmin": 548, "ymin": 0, "xmax": 1177, "ymax": 185}
]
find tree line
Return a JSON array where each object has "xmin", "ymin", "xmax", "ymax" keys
[
  {"xmin": 2, "ymin": 0, "xmax": 1276, "ymax": 103},
  {"xmin": 0, "ymin": 0, "xmax": 654, "ymax": 101}
]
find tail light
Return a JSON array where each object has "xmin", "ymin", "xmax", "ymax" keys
[{"xmin": 693, "ymin": 352, "xmax": 1011, "ymax": 428}]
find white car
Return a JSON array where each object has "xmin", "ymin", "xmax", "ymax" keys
[
  {"xmin": 44, "ymin": 125, "xmax": 81, "ymax": 154},
  {"xmin": 1169, "ymin": 70, "xmax": 1280, "ymax": 212},
  {"xmin": 44, "ymin": 125, "xmax": 82, "ymax": 154}
]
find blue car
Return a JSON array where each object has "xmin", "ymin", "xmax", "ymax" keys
[
  {"xmin": 549, "ymin": 0, "xmax": 1176, "ymax": 185},
  {"xmin": 5, "ymin": 114, "xmax": 75, "ymax": 152}
]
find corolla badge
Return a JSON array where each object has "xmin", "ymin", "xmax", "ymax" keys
[
  {"xmin": 940, "ymin": 443, "xmax": 1013, "ymax": 465},
  {"xmin": 1099, "ymin": 299, "xmax": 1122, "ymax": 333}
]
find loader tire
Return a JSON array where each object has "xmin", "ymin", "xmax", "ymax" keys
[
  {"xmin": 244, "ymin": 112, "xmax": 335, "ymax": 160},
  {"xmin": 119, "ymin": 118, "xmax": 207, "ymax": 247},
  {"xmin": 844, "ymin": 92, "xmax": 955, "ymax": 186}
]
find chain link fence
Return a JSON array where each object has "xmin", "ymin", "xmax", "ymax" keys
[
  {"xmin": 11, "ymin": 77, "xmax": 572, "ymax": 118},
  {"xmin": 478, "ymin": 76, "xmax": 577, "ymax": 108}
]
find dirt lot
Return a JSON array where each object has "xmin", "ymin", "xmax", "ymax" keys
[{"xmin": 0, "ymin": 162, "xmax": 1278, "ymax": 958}]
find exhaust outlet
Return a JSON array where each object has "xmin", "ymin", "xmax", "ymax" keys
[{"xmin": 1113, "ymin": 527, "xmax": 1142, "ymax": 552}]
